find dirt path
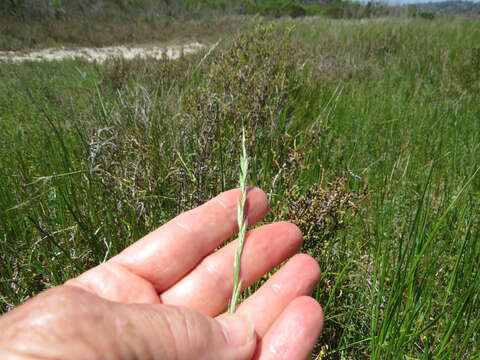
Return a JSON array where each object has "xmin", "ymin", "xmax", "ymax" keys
[{"xmin": 0, "ymin": 43, "xmax": 206, "ymax": 63}]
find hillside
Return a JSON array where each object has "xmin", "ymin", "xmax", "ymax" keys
[{"xmin": 422, "ymin": 0, "xmax": 480, "ymax": 14}]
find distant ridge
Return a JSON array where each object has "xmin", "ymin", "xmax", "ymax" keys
[{"xmin": 413, "ymin": 0, "xmax": 480, "ymax": 14}]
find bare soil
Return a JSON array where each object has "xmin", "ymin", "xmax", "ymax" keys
[{"xmin": 0, "ymin": 43, "xmax": 205, "ymax": 63}]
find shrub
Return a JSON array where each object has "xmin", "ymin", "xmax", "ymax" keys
[
  {"xmin": 419, "ymin": 11, "xmax": 436, "ymax": 20},
  {"xmin": 279, "ymin": 178, "xmax": 367, "ymax": 257},
  {"xmin": 284, "ymin": 2, "xmax": 307, "ymax": 18},
  {"xmin": 246, "ymin": 0, "xmax": 308, "ymax": 18},
  {"xmin": 180, "ymin": 23, "xmax": 300, "ymax": 204},
  {"xmin": 322, "ymin": 3, "xmax": 346, "ymax": 19}
]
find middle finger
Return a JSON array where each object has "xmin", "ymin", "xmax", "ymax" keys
[{"xmin": 160, "ymin": 222, "xmax": 302, "ymax": 315}]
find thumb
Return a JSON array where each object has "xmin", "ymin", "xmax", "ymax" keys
[{"xmin": 120, "ymin": 304, "xmax": 257, "ymax": 360}]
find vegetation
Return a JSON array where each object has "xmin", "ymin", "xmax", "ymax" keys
[
  {"xmin": 229, "ymin": 130, "xmax": 249, "ymax": 314},
  {"xmin": 5, "ymin": 0, "xmax": 477, "ymax": 53},
  {"xmin": 1, "ymin": 15, "xmax": 480, "ymax": 360},
  {"xmin": 0, "ymin": 16, "xmax": 249, "ymax": 51},
  {"xmin": 1, "ymin": 0, "xmax": 478, "ymax": 25},
  {"xmin": 0, "ymin": 0, "xmax": 388, "ymax": 52},
  {"xmin": 0, "ymin": 0, "xmax": 393, "ymax": 22}
]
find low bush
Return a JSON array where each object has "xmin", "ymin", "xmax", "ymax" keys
[
  {"xmin": 419, "ymin": 11, "xmax": 436, "ymax": 20},
  {"xmin": 246, "ymin": 0, "xmax": 308, "ymax": 18}
]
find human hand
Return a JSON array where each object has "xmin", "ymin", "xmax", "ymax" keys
[{"xmin": 0, "ymin": 188, "xmax": 323, "ymax": 359}]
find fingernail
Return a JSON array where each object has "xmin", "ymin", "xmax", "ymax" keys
[{"xmin": 219, "ymin": 313, "xmax": 255, "ymax": 347}]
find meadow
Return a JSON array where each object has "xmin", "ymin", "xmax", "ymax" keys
[{"xmin": 0, "ymin": 16, "xmax": 479, "ymax": 359}]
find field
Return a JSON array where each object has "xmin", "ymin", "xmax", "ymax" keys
[{"xmin": 0, "ymin": 16, "xmax": 479, "ymax": 359}]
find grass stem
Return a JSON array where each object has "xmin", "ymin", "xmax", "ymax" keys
[{"xmin": 228, "ymin": 129, "xmax": 249, "ymax": 314}]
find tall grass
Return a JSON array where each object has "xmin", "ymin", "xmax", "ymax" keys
[{"xmin": 0, "ymin": 17, "xmax": 479, "ymax": 358}]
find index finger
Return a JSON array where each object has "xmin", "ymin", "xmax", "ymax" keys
[{"xmin": 109, "ymin": 187, "xmax": 268, "ymax": 291}]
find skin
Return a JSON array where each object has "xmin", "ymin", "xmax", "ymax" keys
[{"xmin": 0, "ymin": 187, "xmax": 324, "ymax": 359}]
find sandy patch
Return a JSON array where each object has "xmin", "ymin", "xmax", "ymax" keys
[{"xmin": 0, "ymin": 43, "xmax": 206, "ymax": 63}]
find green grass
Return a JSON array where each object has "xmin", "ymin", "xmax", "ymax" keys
[{"xmin": 1, "ymin": 17, "xmax": 479, "ymax": 359}]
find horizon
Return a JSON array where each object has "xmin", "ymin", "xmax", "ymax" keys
[{"xmin": 355, "ymin": 0, "xmax": 480, "ymax": 4}]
